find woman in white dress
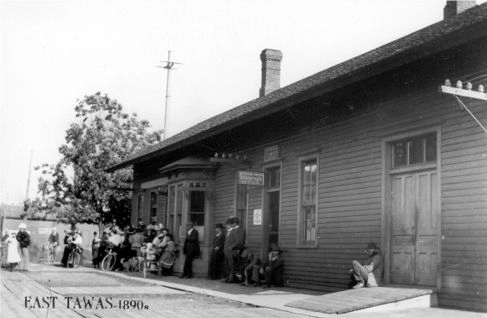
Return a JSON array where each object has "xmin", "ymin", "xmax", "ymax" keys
[{"xmin": 6, "ymin": 230, "xmax": 21, "ymax": 271}]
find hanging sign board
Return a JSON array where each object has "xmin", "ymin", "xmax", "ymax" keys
[
  {"xmin": 237, "ymin": 171, "xmax": 264, "ymax": 186},
  {"xmin": 253, "ymin": 209, "xmax": 262, "ymax": 225}
]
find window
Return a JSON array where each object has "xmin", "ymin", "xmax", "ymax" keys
[
  {"xmin": 176, "ymin": 184, "xmax": 183, "ymax": 239},
  {"xmin": 150, "ymin": 192, "xmax": 157, "ymax": 219},
  {"xmin": 236, "ymin": 184, "xmax": 247, "ymax": 225},
  {"xmin": 266, "ymin": 166, "xmax": 281, "ymax": 189},
  {"xmin": 167, "ymin": 185, "xmax": 175, "ymax": 234},
  {"xmin": 392, "ymin": 133, "xmax": 437, "ymax": 168},
  {"xmin": 299, "ymin": 158, "xmax": 318, "ymax": 243},
  {"xmin": 189, "ymin": 190, "xmax": 205, "ymax": 226}
]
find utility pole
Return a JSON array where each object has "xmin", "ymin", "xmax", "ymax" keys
[
  {"xmin": 157, "ymin": 51, "xmax": 182, "ymax": 141},
  {"xmin": 25, "ymin": 149, "xmax": 33, "ymax": 201}
]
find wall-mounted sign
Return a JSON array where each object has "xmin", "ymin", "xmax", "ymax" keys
[
  {"xmin": 253, "ymin": 209, "xmax": 262, "ymax": 225},
  {"xmin": 237, "ymin": 171, "xmax": 264, "ymax": 186},
  {"xmin": 264, "ymin": 145, "xmax": 280, "ymax": 162}
]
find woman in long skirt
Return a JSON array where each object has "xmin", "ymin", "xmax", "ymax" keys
[{"xmin": 6, "ymin": 230, "xmax": 21, "ymax": 271}]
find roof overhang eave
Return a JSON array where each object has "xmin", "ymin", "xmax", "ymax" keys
[{"xmin": 107, "ymin": 12, "xmax": 487, "ymax": 173}]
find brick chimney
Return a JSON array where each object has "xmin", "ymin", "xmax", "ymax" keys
[
  {"xmin": 444, "ymin": 0, "xmax": 476, "ymax": 20},
  {"xmin": 259, "ymin": 49, "xmax": 283, "ymax": 97}
]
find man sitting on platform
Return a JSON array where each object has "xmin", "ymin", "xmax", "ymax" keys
[
  {"xmin": 261, "ymin": 246, "xmax": 284, "ymax": 288},
  {"xmin": 350, "ymin": 242, "xmax": 383, "ymax": 289}
]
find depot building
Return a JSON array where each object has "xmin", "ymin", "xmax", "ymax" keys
[{"xmin": 109, "ymin": 2, "xmax": 487, "ymax": 312}]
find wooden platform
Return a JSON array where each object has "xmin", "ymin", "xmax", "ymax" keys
[
  {"xmin": 285, "ymin": 287, "xmax": 434, "ymax": 314},
  {"xmin": 51, "ymin": 286, "xmax": 187, "ymax": 295}
]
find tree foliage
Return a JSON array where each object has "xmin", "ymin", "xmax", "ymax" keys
[{"xmin": 31, "ymin": 92, "xmax": 161, "ymax": 224}]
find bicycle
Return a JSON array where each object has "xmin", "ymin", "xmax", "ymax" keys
[
  {"xmin": 101, "ymin": 245, "xmax": 117, "ymax": 271},
  {"xmin": 67, "ymin": 245, "xmax": 81, "ymax": 268}
]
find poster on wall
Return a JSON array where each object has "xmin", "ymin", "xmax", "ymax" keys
[{"xmin": 253, "ymin": 209, "xmax": 262, "ymax": 225}]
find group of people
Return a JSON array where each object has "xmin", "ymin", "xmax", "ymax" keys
[
  {"xmin": 1, "ymin": 223, "xmax": 31, "ymax": 271},
  {"xmin": 91, "ymin": 220, "xmax": 178, "ymax": 274},
  {"xmin": 207, "ymin": 217, "xmax": 284, "ymax": 288},
  {"xmin": 60, "ymin": 228, "xmax": 83, "ymax": 266},
  {"xmin": 1, "ymin": 218, "xmax": 383, "ymax": 292}
]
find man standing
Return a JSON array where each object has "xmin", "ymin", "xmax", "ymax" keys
[
  {"xmin": 181, "ymin": 222, "xmax": 199, "ymax": 278},
  {"xmin": 224, "ymin": 217, "xmax": 245, "ymax": 283},
  {"xmin": 92, "ymin": 231, "xmax": 101, "ymax": 268},
  {"xmin": 48, "ymin": 227, "xmax": 59, "ymax": 263},
  {"xmin": 16, "ymin": 223, "xmax": 31, "ymax": 271},
  {"xmin": 208, "ymin": 223, "xmax": 225, "ymax": 279}
]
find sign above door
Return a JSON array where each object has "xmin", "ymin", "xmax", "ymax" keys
[{"xmin": 237, "ymin": 171, "xmax": 264, "ymax": 186}]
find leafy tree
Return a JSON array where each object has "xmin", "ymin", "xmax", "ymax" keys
[{"xmin": 32, "ymin": 92, "xmax": 161, "ymax": 226}]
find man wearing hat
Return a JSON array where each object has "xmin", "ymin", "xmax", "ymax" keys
[
  {"xmin": 208, "ymin": 223, "xmax": 225, "ymax": 279},
  {"xmin": 350, "ymin": 242, "xmax": 383, "ymax": 288},
  {"xmin": 223, "ymin": 217, "xmax": 245, "ymax": 283},
  {"xmin": 261, "ymin": 247, "xmax": 284, "ymax": 288},
  {"xmin": 16, "ymin": 223, "xmax": 31, "ymax": 271},
  {"xmin": 181, "ymin": 222, "xmax": 199, "ymax": 278}
]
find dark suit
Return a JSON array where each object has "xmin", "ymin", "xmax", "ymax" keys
[
  {"xmin": 209, "ymin": 233, "xmax": 225, "ymax": 279},
  {"xmin": 224, "ymin": 226, "xmax": 245, "ymax": 282},
  {"xmin": 182, "ymin": 228, "xmax": 199, "ymax": 277},
  {"xmin": 263, "ymin": 257, "xmax": 284, "ymax": 287}
]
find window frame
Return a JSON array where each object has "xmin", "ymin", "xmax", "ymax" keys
[
  {"xmin": 188, "ymin": 190, "xmax": 206, "ymax": 226},
  {"xmin": 391, "ymin": 132, "xmax": 437, "ymax": 171},
  {"xmin": 296, "ymin": 153, "xmax": 319, "ymax": 248},
  {"xmin": 390, "ymin": 132, "xmax": 438, "ymax": 174}
]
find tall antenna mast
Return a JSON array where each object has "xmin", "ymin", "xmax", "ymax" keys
[
  {"xmin": 157, "ymin": 50, "xmax": 182, "ymax": 141},
  {"xmin": 25, "ymin": 149, "xmax": 33, "ymax": 200}
]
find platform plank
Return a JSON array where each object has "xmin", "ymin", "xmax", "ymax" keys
[
  {"xmin": 285, "ymin": 287, "xmax": 433, "ymax": 314},
  {"xmin": 51, "ymin": 285, "xmax": 187, "ymax": 295}
]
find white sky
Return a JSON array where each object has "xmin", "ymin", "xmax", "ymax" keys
[{"xmin": 1, "ymin": 0, "xmax": 484, "ymax": 204}]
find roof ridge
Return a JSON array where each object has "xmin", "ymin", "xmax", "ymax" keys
[{"xmin": 110, "ymin": 3, "xmax": 487, "ymax": 170}]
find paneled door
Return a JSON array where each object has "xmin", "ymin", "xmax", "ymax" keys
[{"xmin": 390, "ymin": 171, "xmax": 439, "ymax": 286}]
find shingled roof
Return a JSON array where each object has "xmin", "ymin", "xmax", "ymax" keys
[{"xmin": 109, "ymin": 3, "xmax": 487, "ymax": 171}]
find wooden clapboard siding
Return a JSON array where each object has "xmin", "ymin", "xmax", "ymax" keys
[
  {"xmin": 128, "ymin": 41, "xmax": 487, "ymax": 311},
  {"xmin": 213, "ymin": 164, "xmax": 235, "ymax": 222},
  {"xmin": 205, "ymin": 87, "xmax": 486, "ymax": 311},
  {"xmin": 437, "ymin": 97, "xmax": 487, "ymax": 311}
]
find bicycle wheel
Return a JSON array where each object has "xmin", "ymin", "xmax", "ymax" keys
[
  {"xmin": 67, "ymin": 251, "xmax": 74, "ymax": 268},
  {"xmin": 73, "ymin": 253, "xmax": 81, "ymax": 267},
  {"xmin": 101, "ymin": 254, "xmax": 116, "ymax": 271}
]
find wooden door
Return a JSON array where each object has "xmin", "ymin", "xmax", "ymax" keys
[
  {"xmin": 390, "ymin": 171, "xmax": 439, "ymax": 286},
  {"xmin": 268, "ymin": 191, "xmax": 280, "ymax": 246},
  {"xmin": 263, "ymin": 166, "xmax": 280, "ymax": 255}
]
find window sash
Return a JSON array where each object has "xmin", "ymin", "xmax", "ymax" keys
[
  {"xmin": 392, "ymin": 133, "xmax": 437, "ymax": 168},
  {"xmin": 300, "ymin": 159, "xmax": 317, "ymax": 242}
]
